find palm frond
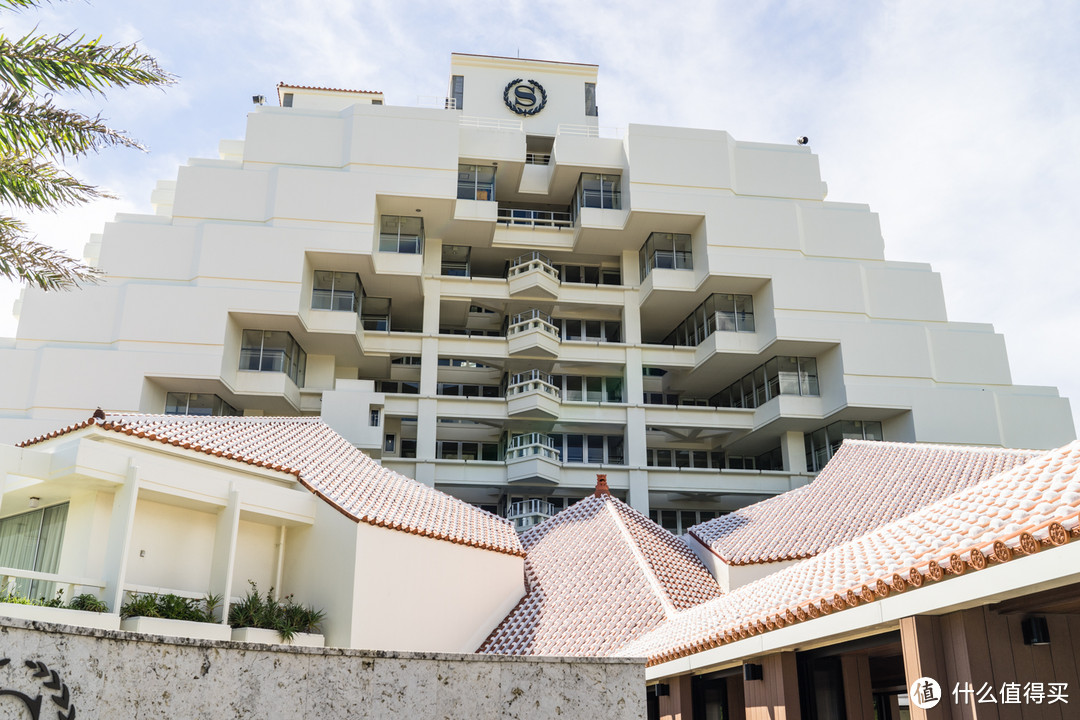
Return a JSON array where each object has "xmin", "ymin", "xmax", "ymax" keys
[
  {"xmin": 0, "ymin": 154, "xmax": 111, "ymax": 209},
  {"xmin": 0, "ymin": 31, "xmax": 175, "ymax": 95},
  {"xmin": 0, "ymin": 88, "xmax": 144, "ymax": 158},
  {"xmin": 0, "ymin": 215, "xmax": 102, "ymax": 289}
]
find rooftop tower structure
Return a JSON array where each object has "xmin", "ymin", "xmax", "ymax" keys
[{"xmin": 0, "ymin": 53, "xmax": 1073, "ymax": 525}]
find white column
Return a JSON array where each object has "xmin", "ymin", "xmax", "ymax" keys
[
  {"xmin": 780, "ymin": 430, "xmax": 808, "ymax": 474},
  {"xmin": 209, "ymin": 486, "xmax": 241, "ymax": 623},
  {"xmin": 627, "ymin": 468, "xmax": 650, "ymax": 515},
  {"xmin": 102, "ymin": 461, "xmax": 139, "ymax": 613}
]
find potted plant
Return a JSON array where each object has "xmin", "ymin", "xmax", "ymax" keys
[
  {"xmin": 119, "ymin": 591, "xmax": 231, "ymax": 641},
  {"xmin": 228, "ymin": 581, "xmax": 325, "ymax": 647},
  {"xmin": 0, "ymin": 589, "xmax": 120, "ymax": 630}
]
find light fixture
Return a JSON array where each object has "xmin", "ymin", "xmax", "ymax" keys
[
  {"xmin": 1022, "ymin": 616, "xmax": 1050, "ymax": 645},
  {"xmin": 796, "ymin": 136, "xmax": 809, "ymax": 145},
  {"xmin": 252, "ymin": 95, "xmax": 266, "ymax": 106},
  {"xmin": 28, "ymin": 496, "xmax": 40, "ymax": 508},
  {"xmin": 744, "ymin": 663, "xmax": 763, "ymax": 681}
]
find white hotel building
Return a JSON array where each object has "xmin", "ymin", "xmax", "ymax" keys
[{"xmin": 0, "ymin": 53, "xmax": 1073, "ymax": 531}]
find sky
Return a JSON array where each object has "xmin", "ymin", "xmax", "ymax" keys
[{"xmin": 2, "ymin": 0, "xmax": 1078, "ymax": 434}]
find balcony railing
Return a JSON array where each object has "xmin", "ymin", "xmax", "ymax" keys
[
  {"xmin": 508, "ymin": 310, "xmax": 560, "ymax": 338},
  {"xmin": 556, "ymin": 124, "xmax": 624, "ymax": 139},
  {"xmin": 459, "ymin": 115, "xmax": 523, "ymax": 132},
  {"xmin": 497, "ymin": 207, "xmax": 572, "ymax": 229},
  {"xmin": 506, "ymin": 433, "xmax": 561, "ymax": 462},
  {"xmin": 525, "ymin": 152, "xmax": 551, "ymax": 165},
  {"xmin": 508, "ymin": 252, "xmax": 559, "ymax": 280},
  {"xmin": 1, "ymin": 565, "xmax": 107, "ymax": 607},
  {"xmin": 508, "ymin": 370, "xmax": 561, "ymax": 399}
]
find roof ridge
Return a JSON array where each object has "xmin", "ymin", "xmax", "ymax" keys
[
  {"xmin": 841, "ymin": 438, "xmax": 1044, "ymax": 454},
  {"xmin": 603, "ymin": 500, "xmax": 677, "ymax": 617}
]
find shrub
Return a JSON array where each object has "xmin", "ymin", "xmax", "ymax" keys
[
  {"xmin": 120, "ymin": 592, "xmax": 221, "ymax": 623},
  {"xmin": 228, "ymin": 581, "xmax": 324, "ymax": 641},
  {"xmin": 0, "ymin": 589, "xmax": 108, "ymax": 613},
  {"xmin": 67, "ymin": 594, "xmax": 109, "ymax": 613}
]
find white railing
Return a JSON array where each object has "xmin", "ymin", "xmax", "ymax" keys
[
  {"xmin": 459, "ymin": 115, "xmax": 523, "ymax": 132},
  {"xmin": 508, "ymin": 310, "xmax": 560, "ymax": 338},
  {"xmin": 508, "ymin": 252, "xmax": 559, "ymax": 280},
  {"xmin": 0, "ymin": 566, "xmax": 107, "ymax": 603},
  {"xmin": 498, "ymin": 207, "xmax": 572, "ymax": 229},
  {"xmin": 508, "ymin": 370, "xmax": 561, "ymax": 399},
  {"xmin": 417, "ymin": 95, "xmax": 458, "ymax": 109},
  {"xmin": 556, "ymin": 123, "xmax": 624, "ymax": 139},
  {"xmin": 506, "ymin": 433, "xmax": 561, "ymax": 462}
]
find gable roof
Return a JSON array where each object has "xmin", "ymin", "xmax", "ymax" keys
[
  {"xmin": 479, "ymin": 491, "xmax": 721, "ymax": 656},
  {"xmin": 19, "ymin": 414, "xmax": 523, "ymax": 557},
  {"xmin": 690, "ymin": 440, "xmax": 1042, "ymax": 565},
  {"xmin": 620, "ymin": 439, "xmax": 1080, "ymax": 665}
]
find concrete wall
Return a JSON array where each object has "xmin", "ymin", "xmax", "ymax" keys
[{"xmin": 0, "ymin": 616, "xmax": 646, "ymax": 719}]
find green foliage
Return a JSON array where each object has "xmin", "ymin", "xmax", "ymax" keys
[
  {"xmin": 120, "ymin": 591, "xmax": 220, "ymax": 624},
  {"xmin": 228, "ymin": 581, "xmax": 325, "ymax": 641},
  {"xmin": 0, "ymin": 0, "xmax": 174, "ymax": 290},
  {"xmin": 0, "ymin": 587, "xmax": 107, "ymax": 612}
]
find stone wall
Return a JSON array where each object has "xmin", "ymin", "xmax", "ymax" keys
[{"xmin": 0, "ymin": 617, "xmax": 646, "ymax": 718}]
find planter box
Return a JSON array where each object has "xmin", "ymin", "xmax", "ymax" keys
[
  {"xmin": 230, "ymin": 626, "xmax": 325, "ymax": 648},
  {"xmin": 0, "ymin": 602, "xmax": 121, "ymax": 631},
  {"xmin": 120, "ymin": 616, "xmax": 232, "ymax": 642}
]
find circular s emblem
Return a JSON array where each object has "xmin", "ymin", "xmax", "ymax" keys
[{"xmin": 503, "ymin": 78, "xmax": 547, "ymax": 116}]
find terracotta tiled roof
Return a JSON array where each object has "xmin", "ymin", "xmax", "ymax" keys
[
  {"xmin": 278, "ymin": 82, "xmax": 382, "ymax": 95},
  {"xmin": 690, "ymin": 440, "xmax": 1042, "ymax": 565},
  {"xmin": 19, "ymin": 414, "xmax": 523, "ymax": 557},
  {"xmin": 620, "ymin": 440, "xmax": 1080, "ymax": 665},
  {"xmin": 479, "ymin": 492, "xmax": 722, "ymax": 656}
]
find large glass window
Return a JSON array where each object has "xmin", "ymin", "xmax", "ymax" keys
[
  {"xmin": 663, "ymin": 293, "xmax": 755, "ymax": 345},
  {"xmin": 547, "ymin": 434, "xmax": 625, "ymax": 465},
  {"xmin": 312, "ymin": 271, "xmax": 361, "ymax": 312},
  {"xmin": 712, "ymin": 356, "xmax": 818, "ymax": 409},
  {"xmin": 0, "ymin": 503, "xmax": 68, "ymax": 599},
  {"xmin": 576, "ymin": 172, "xmax": 621, "ymax": 213},
  {"xmin": 239, "ymin": 330, "xmax": 306, "ymax": 386},
  {"xmin": 584, "ymin": 82, "xmax": 598, "ymax": 117},
  {"xmin": 457, "ymin": 165, "xmax": 496, "ymax": 201},
  {"xmin": 548, "ymin": 374, "xmax": 624, "ymax": 403},
  {"xmin": 379, "ymin": 216, "xmax": 424, "ymax": 254},
  {"xmin": 450, "ymin": 74, "xmax": 464, "ymax": 110},
  {"xmin": 804, "ymin": 420, "xmax": 884, "ymax": 471},
  {"xmin": 555, "ymin": 317, "xmax": 621, "ymax": 343},
  {"xmin": 165, "ymin": 392, "xmax": 239, "ymax": 416},
  {"xmin": 639, "ymin": 232, "xmax": 693, "ymax": 280}
]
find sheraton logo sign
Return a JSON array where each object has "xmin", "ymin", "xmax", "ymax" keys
[{"xmin": 503, "ymin": 78, "xmax": 547, "ymax": 116}]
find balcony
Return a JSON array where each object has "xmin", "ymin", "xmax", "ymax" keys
[
  {"xmin": 505, "ymin": 433, "xmax": 561, "ymax": 485},
  {"xmin": 506, "ymin": 370, "xmax": 561, "ymax": 419},
  {"xmin": 497, "ymin": 207, "xmax": 573, "ymax": 229},
  {"xmin": 507, "ymin": 251, "xmax": 560, "ymax": 300},
  {"xmin": 505, "ymin": 499, "xmax": 557, "ymax": 533},
  {"xmin": 507, "ymin": 310, "xmax": 560, "ymax": 359}
]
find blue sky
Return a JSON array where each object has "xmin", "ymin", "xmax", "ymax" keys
[{"xmin": 2, "ymin": 0, "xmax": 1078, "ymax": 435}]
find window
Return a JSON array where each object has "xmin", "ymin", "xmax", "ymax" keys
[
  {"xmin": 384, "ymin": 434, "xmax": 395, "ymax": 452},
  {"xmin": 805, "ymin": 420, "xmax": 884, "ymax": 472},
  {"xmin": 370, "ymin": 408, "xmax": 381, "ymax": 426},
  {"xmin": 554, "ymin": 263, "xmax": 620, "ymax": 286},
  {"xmin": 450, "ymin": 75, "xmax": 464, "ymax": 110},
  {"xmin": 441, "ymin": 245, "xmax": 471, "ymax": 277},
  {"xmin": 648, "ymin": 507, "xmax": 721, "ymax": 535},
  {"xmin": 282, "ymin": 93, "xmax": 294, "ymax": 107},
  {"xmin": 646, "ymin": 449, "xmax": 725, "ymax": 469},
  {"xmin": 401, "ymin": 439, "xmax": 417, "ymax": 459},
  {"xmin": 639, "ymin": 232, "xmax": 693, "ymax": 280},
  {"xmin": 548, "ymin": 374, "xmax": 624, "ymax": 403},
  {"xmin": 457, "ymin": 165, "xmax": 495, "ymax": 201},
  {"xmin": 436, "ymin": 383, "xmax": 500, "ymax": 398},
  {"xmin": 239, "ymin": 330, "xmax": 306, "ymax": 386},
  {"xmin": 375, "ymin": 380, "xmax": 419, "ymax": 394},
  {"xmin": 436, "ymin": 441, "xmax": 500, "ymax": 461},
  {"xmin": 362, "ymin": 296, "xmax": 391, "ymax": 331},
  {"xmin": 0, "ymin": 503, "xmax": 68, "ymax": 599},
  {"xmin": 663, "ymin": 293, "xmax": 755, "ymax": 345},
  {"xmin": 575, "ymin": 173, "xmax": 621, "ymax": 213},
  {"xmin": 165, "ymin": 392, "xmax": 239, "ymax": 416},
  {"xmin": 379, "ymin": 216, "xmax": 423, "ymax": 254},
  {"xmin": 547, "ymin": 434, "xmax": 625, "ymax": 465},
  {"xmin": 712, "ymin": 356, "xmax": 819, "ymax": 409},
  {"xmin": 554, "ymin": 317, "xmax": 621, "ymax": 343},
  {"xmin": 585, "ymin": 82, "xmax": 597, "ymax": 117},
  {"xmin": 312, "ymin": 271, "xmax": 361, "ymax": 312}
]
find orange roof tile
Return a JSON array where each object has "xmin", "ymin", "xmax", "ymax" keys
[
  {"xmin": 278, "ymin": 82, "xmax": 382, "ymax": 95},
  {"xmin": 19, "ymin": 414, "xmax": 523, "ymax": 557},
  {"xmin": 621, "ymin": 439, "xmax": 1080, "ymax": 664},
  {"xmin": 690, "ymin": 440, "xmax": 1041, "ymax": 564},
  {"xmin": 479, "ymin": 493, "xmax": 721, "ymax": 656}
]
